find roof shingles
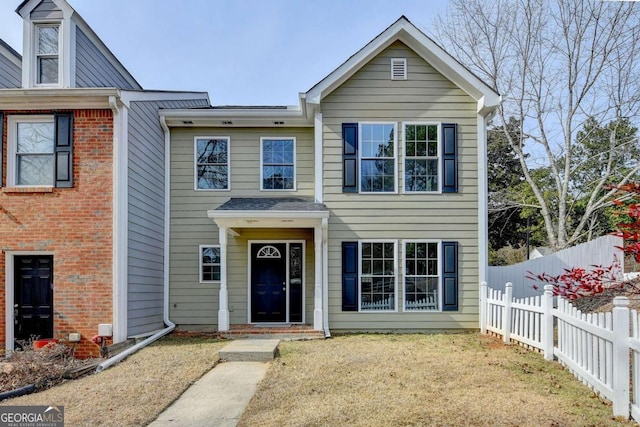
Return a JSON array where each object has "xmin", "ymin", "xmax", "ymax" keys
[{"xmin": 216, "ymin": 197, "xmax": 327, "ymax": 212}]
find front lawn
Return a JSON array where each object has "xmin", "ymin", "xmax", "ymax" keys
[
  {"xmin": 240, "ymin": 333, "xmax": 634, "ymax": 426},
  {"xmin": 0, "ymin": 335, "xmax": 225, "ymax": 426}
]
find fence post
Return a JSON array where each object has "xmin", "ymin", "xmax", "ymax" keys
[
  {"xmin": 502, "ymin": 282, "xmax": 513, "ymax": 344},
  {"xmin": 542, "ymin": 285, "xmax": 554, "ymax": 361},
  {"xmin": 612, "ymin": 296, "xmax": 630, "ymax": 418},
  {"xmin": 480, "ymin": 282, "xmax": 487, "ymax": 334}
]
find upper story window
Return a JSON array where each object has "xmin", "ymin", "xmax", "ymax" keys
[
  {"xmin": 195, "ymin": 137, "xmax": 229, "ymax": 190},
  {"xmin": 404, "ymin": 123, "xmax": 439, "ymax": 192},
  {"xmin": 359, "ymin": 123, "xmax": 396, "ymax": 193},
  {"xmin": 5, "ymin": 113, "xmax": 75, "ymax": 189},
  {"xmin": 35, "ymin": 24, "xmax": 60, "ymax": 85},
  {"xmin": 8, "ymin": 115, "xmax": 55, "ymax": 186},
  {"xmin": 261, "ymin": 137, "xmax": 296, "ymax": 190},
  {"xmin": 342, "ymin": 122, "xmax": 457, "ymax": 194}
]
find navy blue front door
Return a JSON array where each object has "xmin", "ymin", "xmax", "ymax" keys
[
  {"xmin": 251, "ymin": 244, "xmax": 287, "ymax": 322},
  {"xmin": 14, "ymin": 256, "xmax": 54, "ymax": 340}
]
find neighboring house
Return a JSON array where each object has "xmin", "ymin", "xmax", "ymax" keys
[
  {"xmin": 160, "ymin": 17, "xmax": 500, "ymax": 334},
  {"xmin": 0, "ymin": 0, "xmax": 209, "ymax": 356}
]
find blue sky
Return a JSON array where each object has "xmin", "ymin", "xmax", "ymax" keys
[{"xmin": 0, "ymin": 0, "xmax": 449, "ymax": 105}]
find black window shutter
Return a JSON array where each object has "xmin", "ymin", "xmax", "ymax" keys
[
  {"xmin": 342, "ymin": 123, "xmax": 358, "ymax": 193},
  {"xmin": 0, "ymin": 112, "xmax": 3, "ymax": 188},
  {"xmin": 442, "ymin": 241, "xmax": 458, "ymax": 311},
  {"xmin": 54, "ymin": 112, "xmax": 73, "ymax": 188},
  {"xmin": 442, "ymin": 123, "xmax": 458, "ymax": 193},
  {"xmin": 342, "ymin": 241, "xmax": 358, "ymax": 311}
]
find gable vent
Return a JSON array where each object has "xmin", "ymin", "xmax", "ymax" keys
[{"xmin": 391, "ymin": 58, "xmax": 407, "ymax": 80}]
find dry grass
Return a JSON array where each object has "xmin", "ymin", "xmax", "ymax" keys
[
  {"xmin": 240, "ymin": 333, "xmax": 635, "ymax": 427},
  {"xmin": 0, "ymin": 335, "xmax": 225, "ymax": 427},
  {"xmin": 0, "ymin": 343, "xmax": 99, "ymax": 392}
]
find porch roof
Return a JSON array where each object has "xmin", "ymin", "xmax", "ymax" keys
[{"xmin": 208, "ymin": 197, "xmax": 329, "ymax": 230}]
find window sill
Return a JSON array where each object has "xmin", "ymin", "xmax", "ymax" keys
[{"xmin": 2, "ymin": 187, "xmax": 54, "ymax": 194}]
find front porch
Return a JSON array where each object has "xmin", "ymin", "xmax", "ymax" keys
[{"xmin": 208, "ymin": 197, "xmax": 330, "ymax": 334}]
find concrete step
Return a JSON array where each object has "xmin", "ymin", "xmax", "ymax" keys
[{"xmin": 218, "ymin": 339, "xmax": 280, "ymax": 362}]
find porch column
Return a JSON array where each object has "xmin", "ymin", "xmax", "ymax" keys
[
  {"xmin": 218, "ymin": 227, "xmax": 230, "ymax": 331},
  {"xmin": 313, "ymin": 224, "xmax": 323, "ymax": 330}
]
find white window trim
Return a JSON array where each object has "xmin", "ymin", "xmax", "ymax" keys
[
  {"xmin": 6, "ymin": 114, "xmax": 55, "ymax": 188},
  {"xmin": 33, "ymin": 22, "xmax": 63, "ymax": 88},
  {"xmin": 358, "ymin": 239, "xmax": 398, "ymax": 312},
  {"xmin": 199, "ymin": 244, "xmax": 221, "ymax": 284},
  {"xmin": 193, "ymin": 136, "xmax": 231, "ymax": 191},
  {"xmin": 402, "ymin": 121, "xmax": 442, "ymax": 194},
  {"xmin": 401, "ymin": 240, "xmax": 442, "ymax": 313},
  {"xmin": 391, "ymin": 58, "xmax": 407, "ymax": 80},
  {"xmin": 358, "ymin": 122, "xmax": 398, "ymax": 194},
  {"xmin": 260, "ymin": 137, "xmax": 297, "ymax": 192}
]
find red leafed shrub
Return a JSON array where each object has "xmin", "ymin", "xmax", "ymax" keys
[
  {"xmin": 526, "ymin": 256, "xmax": 622, "ymax": 300},
  {"xmin": 528, "ymin": 183, "xmax": 640, "ymax": 299}
]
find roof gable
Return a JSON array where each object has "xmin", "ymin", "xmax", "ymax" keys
[
  {"xmin": 15, "ymin": 0, "xmax": 142, "ymax": 90},
  {"xmin": 306, "ymin": 16, "xmax": 500, "ymax": 116},
  {"xmin": 16, "ymin": 0, "xmax": 73, "ymax": 19}
]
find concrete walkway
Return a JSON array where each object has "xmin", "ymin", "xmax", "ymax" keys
[{"xmin": 148, "ymin": 339, "xmax": 278, "ymax": 427}]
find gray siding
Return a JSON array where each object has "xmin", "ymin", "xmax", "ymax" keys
[
  {"xmin": 169, "ymin": 127, "xmax": 315, "ymax": 327},
  {"xmin": 127, "ymin": 97, "xmax": 208, "ymax": 337},
  {"xmin": 0, "ymin": 49, "xmax": 21, "ymax": 88},
  {"xmin": 75, "ymin": 28, "xmax": 138, "ymax": 89},
  {"xmin": 31, "ymin": 0, "xmax": 63, "ymax": 20},
  {"xmin": 322, "ymin": 41, "xmax": 480, "ymax": 330}
]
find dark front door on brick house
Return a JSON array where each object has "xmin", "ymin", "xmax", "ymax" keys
[
  {"xmin": 251, "ymin": 244, "xmax": 287, "ymax": 322},
  {"xmin": 14, "ymin": 255, "xmax": 54, "ymax": 340}
]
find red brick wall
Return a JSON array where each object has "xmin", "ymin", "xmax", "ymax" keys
[{"xmin": 0, "ymin": 109, "xmax": 114, "ymax": 358}]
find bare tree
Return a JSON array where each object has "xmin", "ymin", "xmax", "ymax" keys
[{"xmin": 435, "ymin": 0, "xmax": 640, "ymax": 250}]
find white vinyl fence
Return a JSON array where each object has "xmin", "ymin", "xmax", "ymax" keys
[
  {"xmin": 487, "ymin": 235, "xmax": 623, "ymax": 299},
  {"xmin": 480, "ymin": 281, "xmax": 634, "ymax": 419}
]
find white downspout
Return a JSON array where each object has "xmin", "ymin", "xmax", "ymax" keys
[
  {"xmin": 321, "ymin": 218, "xmax": 330, "ymax": 337},
  {"xmin": 96, "ymin": 113, "xmax": 175, "ymax": 372}
]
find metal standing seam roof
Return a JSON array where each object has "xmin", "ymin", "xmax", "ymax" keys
[{"xmin": 215, "ymin": 197, "xmax": 328, "ymax": 212}]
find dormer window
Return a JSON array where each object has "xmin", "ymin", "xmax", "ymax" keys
[{"xmin": 35, "ymin": 24, "xmax": 60, "ymax": 85}]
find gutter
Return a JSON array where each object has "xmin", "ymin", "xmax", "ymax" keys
[{"xmin": 96, "ymin": 113, "xmax": 176, "ymax": 372}]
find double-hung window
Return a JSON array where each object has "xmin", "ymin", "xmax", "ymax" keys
[
  {"xmin": 195, "ymin": 137, "xmax": 229, "ymax": 190},
  {"xmin": 360, "ymin": 241, "xmax": 397, "ymax": 311},
  {"xmin": 261, "ymin": 137, "xmax": 296, "ymax": 190},
  {"xmin": 8, "ymin": 116, "xmax": 55, "ymax": 186},
  {"xmin": 200, "ymin": 245, "xmax": 221, "ymax": 283},
  {"xmin": 359, "ymin": 123, "xmax": 396, "ymax": 193},
  {"xmin": 404, "ymin": 241, "xmax": 440, "ymax": 311},
  {"xmin": 404, "ymin": 123, "xmax": 439, "ymax": 192},
  {"xmin": 342, "ymin": 122, "xmax": 457, "ymax": 193},
  {"xmin": 35, "ymin": 24, "xmax": 60, "ymax": 85}
]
